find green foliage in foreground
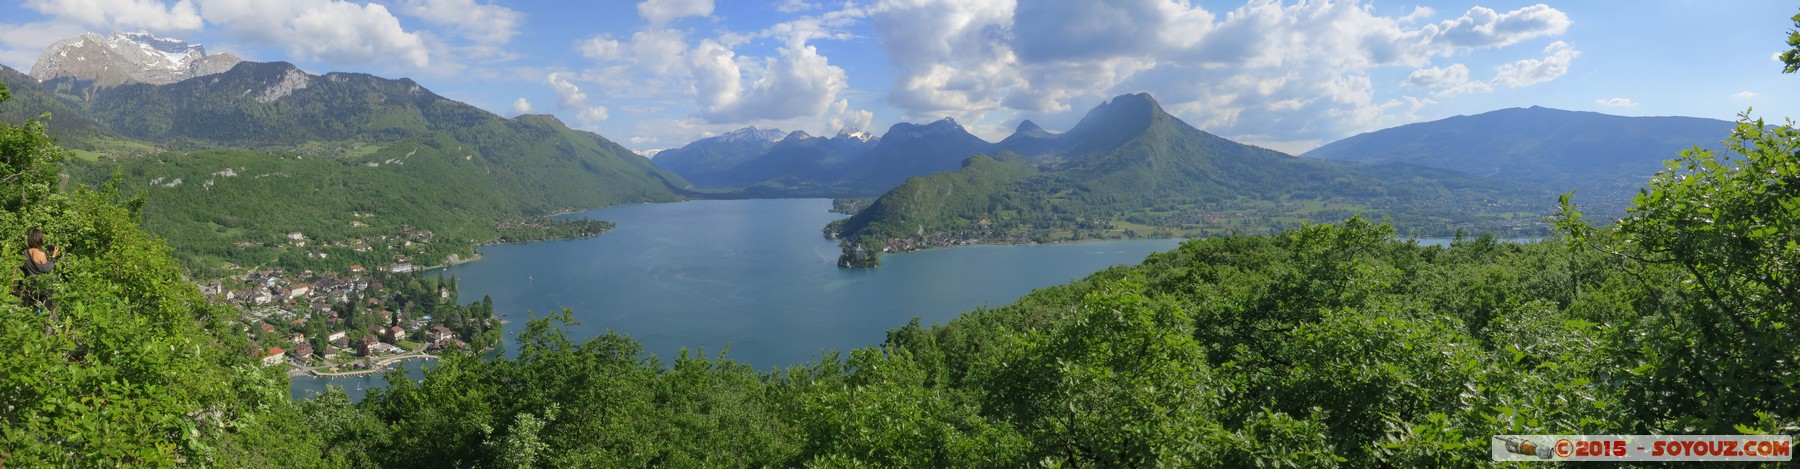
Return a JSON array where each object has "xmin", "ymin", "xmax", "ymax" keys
[
  {"xmin": 292, "ymin": 114, "xmax": 1797, "ymax": 467},
  {"xmin": 7, "ymin": 76, "xmax": 1800, "ymax": 466},
  {"xmin": 0, "ymin": 84, "xmax": 304, "ymax": 465}
]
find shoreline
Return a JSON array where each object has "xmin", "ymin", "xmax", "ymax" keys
[
  {"xmin": 860, "ymin": 231, "xmax": 1550, "ymax": 265},
  {"xmin": 293, "ymin": 352, "xmax": 440, "ymax": 378},
  {"xmin": 873, "ymin": 235, "xmax": 1191, "ymax": 258}
]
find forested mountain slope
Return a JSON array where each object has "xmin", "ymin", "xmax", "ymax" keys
[
  {"xmin": 301, "ymin": 113, "xmax": 1800, "ymax": 466},
  {"xmin": 7, "ymin": 81, "xmax": 1797, "ymax": 467},
  {"xmin": 830, "ymin": 93, "xmax": 1551, "ymax": 266},
  {"xmin": 2, "ymin": 62, "xmax": 689, "ymax": 276},
  {"xmin": 1303, "ymin": 106, "xmax": 1732, "ymax": 216}
]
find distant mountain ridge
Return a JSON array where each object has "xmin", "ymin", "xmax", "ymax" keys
[
  {"xmin": 656, "ymin": 116, "xmax": 1006, "ymax": 195},
  {"xmin": 829, "ymin": 93, "xmax": 1552, "ymax": 266},
  {"xmin": 1, "ymin": 49, "xmax": 690, "ymax": 275},
  {"xmin": 1303, "ymin": 106, "xmax": 1732, "ymax": 216},
  {"xmin": 32, "ymin": 31, "xmax": 240, "ymax": 86}
]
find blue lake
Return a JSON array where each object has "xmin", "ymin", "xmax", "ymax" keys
[{"xmin": 291, "ymin": 198, "xmax": 1183, "ymax": 399}]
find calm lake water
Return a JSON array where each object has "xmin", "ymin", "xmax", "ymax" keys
[{"xmin": 291, "ymin": 199, "xmax": 1182, "ymax": 399}]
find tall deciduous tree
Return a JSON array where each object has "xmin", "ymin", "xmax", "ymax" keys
[{"xmin": 1783, "ymin": 11, "xmax": 1800, "ymax": 73}]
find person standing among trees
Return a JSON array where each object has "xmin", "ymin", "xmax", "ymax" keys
[{"xmin": 18, "ymin": 226, "xmax": 61, "ymax": 312}]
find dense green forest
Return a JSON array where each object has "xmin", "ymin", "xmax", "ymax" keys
[
  {"xmin": 5, "ymin": 50, "xmax": 1800, "ymax": 465},
  {"xmin": 0, "ymin": 83, "xmax": 305, "ymax": 464},
  {"xmin": 0, "ymin": 62, "xmax": 687, "ymax": 279},
  {"xmin": 295, "ymin": 111, "xmax": 1797, "ymax": 466}
]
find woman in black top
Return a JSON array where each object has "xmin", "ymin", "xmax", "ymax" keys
[{"xmin": 19, "ymin": 227, "xmax": 60, "ymax": 311}]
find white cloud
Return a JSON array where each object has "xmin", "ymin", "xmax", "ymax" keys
[
  {"xmin": 1407, "ymin": 63, "xmax": 1469, "ymax": 88},
  {"xmin": 1735, "ymin": 91, "xmax": 1759, "ymax": 99},
  {"xmin": 869, "ymin": 0, "xmax": 1019, "ymax": 116},
  {"xmin": 1406, "ymin": 63, "xmax": 1492, "ymax": 97},
  {"xmin": 579, "ymin": 37, "xmax": 624, "ymax": 60},
  {"xmin": 865, "ymin": 1, "xmax": 1575, "ymax": 148},
  {"xmin": 627, "ymin": 29, "xmax": 690, "ymax": 76},
  {"xmin": 511, "ymin": 97, "xmax": 532, "ymax": 114},
  {"xmin": 827, "ymin": 99, "xmax": 874, "ymax": 131},
  {"xmin": 687, "ymin": 39, "xmax": 742, "ymax": 115},
  {"xmin": 1427, "ymin": 4, "xmax": 1570, "ymax": 50},
  {"xmin": 688, "ymin": 36, "xmax": 849, "ymax": 123},
  {"xmin": 579, "ymin": 106, "xmax": 610, "ymax": 122},
  {"xmin": 776, "ymin": 0, "xmax": 821, "ymax": 13},
  {"xmin": 570, "ymin": 4, "xmax": 870, "ymax": 143},
  {"xmin": 638, "ymin": 0, "xmax": 713, "ymax": 26},
  {"xmin": 25, "ymin": 0, "xmax": 203, "ymax": 32},
  {"xmin": 396, "ymin": 0, "xmax": 523, "ymax": 45},
  {"xmin": 547, "ymin": 72, "xmax": 590, "ymax": 109},
  {"xmin": 1493, "ymin": 40, "xmax": 1578, "ymax": 87},
  {"xmin": 197, "ymin": 0, "xmax": 431, "ymax": 68},
  {"xmin": 1594, "ymin": 97, "xmax": 1637, "ymax": 107},
  {"xmin": 546, "ymin": 72, "xmax": 609, "ymax": 129},
  {"xmin": 578, "ymin": 29, "xmax": 690, "ymax": 83},
  {"xmin": 0, "ymin": 21, "xmax": 88, "ymax": 69}
]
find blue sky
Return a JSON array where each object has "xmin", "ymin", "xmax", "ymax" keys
[{"xmin": 0, "ymin": 0, "xmax": 1794, "ymax": 154}]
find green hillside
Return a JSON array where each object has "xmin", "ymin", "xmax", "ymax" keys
[
  {"xmin": 2, "ymin": 62, "xmax": 687, "ymax": 277},
  {"xmin": 9, "ymin": 79, "xmax": 1800, "ymax": 466},
  {"xmin": 292, "ymin": 114, "xmax": 1800, "ymax": 467},
  {"xmin": 0, "ymin": 83, "xmax": 319, "ymax": 465},
  {"xmin": 832, "ymin": 93, "xmax": 1552, "ymax": 266}
]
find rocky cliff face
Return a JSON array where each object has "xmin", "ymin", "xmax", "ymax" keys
[{"xmin": 30, "ymin": 32, "xmax": 240, "ymax": 86}]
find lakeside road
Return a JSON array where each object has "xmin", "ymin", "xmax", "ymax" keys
[{"xmin": 290, "ymin": 352, "xmax": 438, "ymax": 378}]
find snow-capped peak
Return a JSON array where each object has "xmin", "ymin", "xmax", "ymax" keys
[
  {"xmin": 106, "ymin": 32, "xmax": 204, "ymax": 71},
  {"xmin": 31, "ymin": 31, "xmax": 240, "ymax": 85},
  {"xmin": 835, "ymin": 127, "xmax": 874, "ymax": 142},
  {"xmin": 716, "ymin": 126, "xmax": 785, "ymax": 144}
]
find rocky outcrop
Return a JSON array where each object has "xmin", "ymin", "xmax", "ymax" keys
[
  {"xmin": 30, "ymin": 32, "xmax": 240, "ymax": 86},
  {"xmin": 254, "ymin": 67, "xmax": 312, "ymax": 103}
]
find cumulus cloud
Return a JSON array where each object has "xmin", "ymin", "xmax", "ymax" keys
[
  {"xmin": 546, "ymin": 73, "xmax": 609, "ymax": 129},
  {"xmin": 1406, "ymin": 63, "xmax": 1492, "ymax": 97},
  {"xmin": 776, "ymin": 0, "xmax": 822, "ymax": 13},
  {"xmin": 578, "ymin": 29, "xmax": 690, "ymax": 85},
  {"xmin": 688, "ymin": 38, "xmax": 849, "ymax": 123},
  {"xmin": 1407, "ymin": 63, "xmax": 1468, "ymax": 88},
  {"xmin": 865, "ymin": 0, "xmax": 1576, "ymax": 148},
  {"xmin": 0, "ymin": 21, "xmax": 88, "ymax": 69},
  {"xmin": 564, "ymin": 4, "xmax": 879, "ymax": 150},
  {"xmin": 579, "ymin": 36, "xmax": 625, "ymax": 60},
  {"xmin": 1735, "ymin": 91, "xmax": 1758, "ymax": 99},
  {"xmin": 511, "ymin": 97, "xmax": 532, "ymax": 114},
  {"xmin": 1427, "ymin": 4, "xmax": 1570, "ymax": 50},
  {"xmin": 1594, "ymin": 97, "xmax": 1637, "ymax": 107},
  {"xmin": 197, "ymin": 0, "xmax": 431, "ymax": 68},
  {"xmin": 638, "ymin": 0, "xmax": 713, "ymax": 26},
  {"xmin": 25, "ymin": 0, "xmax": 204, "ymax": 32},
  {"xmin": 869, "ymin": 0, "xmax": 1019, "ymax": 115},
  {"xmin": 548, "ymin": 72, "xmax": 590, "ymax": 109},
  {"xmin": 1493, "ymin": 40, "xmax": 1578, "ymax": 87},
  {"xmin": 396, "ymin": 0, "xmax": 523, "ymax": 45},
  {"xmin": 1010, "ymin": 0, "xmax": 1207, "ymax": 63}
]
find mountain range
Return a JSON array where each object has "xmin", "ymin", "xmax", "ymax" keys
[
  {"xmin": 654, "ymin": 117, "xmax": 996, "ymax": 195},
  {"xmin": 828, "ymin": 93, "xmax": 1563, "ymax": 266},
  {"xmin": 0, "ymin": 32, "xmax": 690, "ymax": 276},
  {"xmin": 32, "ymin": 31, "xmax": 240, "ymax": 86},
  {"xmin": 1, "ymin": 32, "xmax": 1740, "ymax": 274},
  {"xmin": 1302, "ymin": 106, "xmax": 1732, "ymax": 216}
]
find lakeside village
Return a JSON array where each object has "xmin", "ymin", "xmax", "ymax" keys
[{"xmin": 198, "ymin": 229, "xmax": 502, "ymax": 377}]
